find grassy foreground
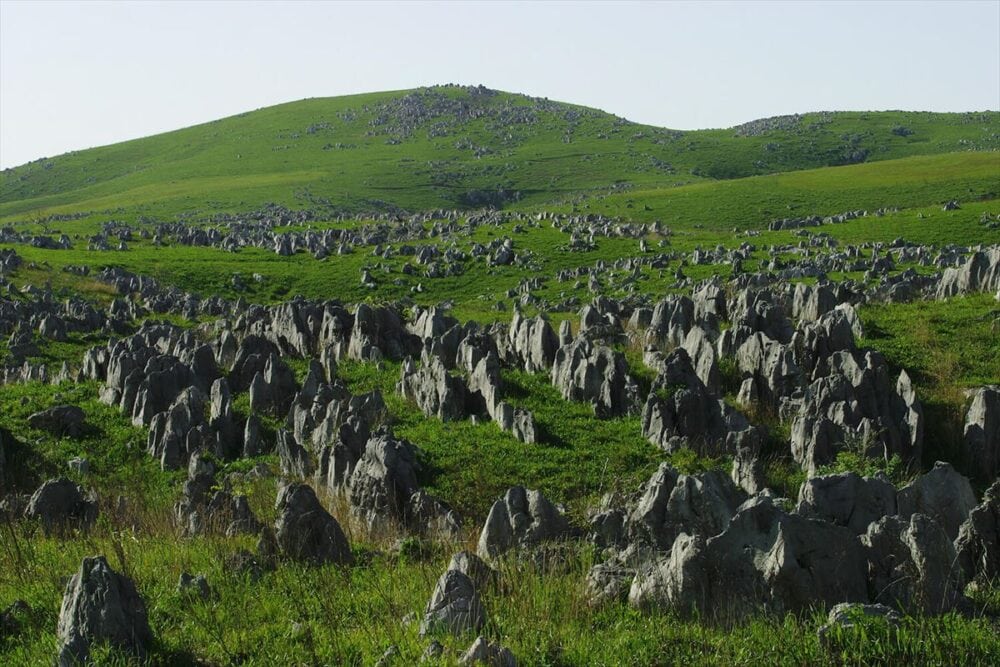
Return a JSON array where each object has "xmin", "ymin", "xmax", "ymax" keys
[{"xmin": 3, "ymin": 510, "xmax": 999, "ymax": 666}]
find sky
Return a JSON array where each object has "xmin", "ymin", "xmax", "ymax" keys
[{"xmin": 1, "ymin": 0, "xmax": 998, "ymax": 169}]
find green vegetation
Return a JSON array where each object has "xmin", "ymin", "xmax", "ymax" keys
[
  {"xmin": 3, "ymin": 531, "xmax": 998, "ymax": 666},
  {"xmin": 2, "ymin": 86, "xmax": 997, "ymax": 220},
  {"xmin": 1, "ymin": 86, "xmax": 998, "ymax": 664}
]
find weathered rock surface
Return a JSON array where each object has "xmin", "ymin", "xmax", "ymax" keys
[
  {"xmin": 478, "ymin": 487, "xmax": 571, "ymax": 561},
  {"xmin": 627, "ymin": 463, "xmax": 746, "ymax": 552},
  {"xmin": 419, "ymin": 569, "xmax": 487, "ymax": 636},
  {"xmin": 937, "ymin": 247, "xmax": 1000, "ymax": 299},
  {"xmin": 398, "ymin": 356, "xmax": 470, "ymax": 422},
  {"xmin": 954, "ymin": 480, "xmax": 1000, "ymax": 586},
  {"xmin": 551, "ymin": 337, "xmax": 640, "ymax": 418},
  {"xmin": 863, "ymin": 513, "xmax": 967, "ymax": 614},
  {"xmin": 57, "ymin": 556, "xmax": 152, "ymax": 666},
  {"xmin": 897, "ymin": 461, "xmax": 977, "ymax": 541},
  {"xmin": 25, "ymin": 477, "xmax": 97, "ymax": 536},
  {"xmin": 642, "ymin": 348, "xmax": 755, "ymax": 456},
  {"xmin": 274, "ymin": 483, "xmax": 353, "ymax": 565},
  {"xmin": 963, "ymin": 385, "xmax": 1000, "ymax": 482},
  {"xmin": 459, "ymin": 636, "xmax": 517, "ymax": 666},
  {"xmin": 505, "ymin": 312, "xmax": 558, "ymax": 372},
  {"xmin": 629, "ymin": 496, "xmax": 869, "ymax": 618},
  {"xmin": 796, "ymin": 472, "xmax": 897, "ymax": 535},
  {"xmin": 347, "ymin": 430, "xmax": 419, "ymax": 530},
  {"xmin": 816, "ymin": 602, "xmax": 901, "ymax": 647}
]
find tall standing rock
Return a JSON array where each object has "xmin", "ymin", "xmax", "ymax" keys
[
  {"xmin": 274, "ymin": 483, "xmax": 353, "ymax": 565},
  {"xmin": 897, "ymin": 462, "xmax": 977, "ymax": 541},
  {"xmin": 550, "ymin": 338, "xmax": 640, "ymax": 418},
  {"xmin": 507, "ymin": 313, "xmax": 558, "ymax": 373},
  {"xmin": 56, "ymin": 556, "xmax": 152, "ymax": 666},
  {"xmin": 419, "ymin": 569, "xmax": 487, "ymax": 637},
  {"xmin": 963, "ymin": 386, "xmax": 1000, "ymax": 483},
  {"xmin": 955, "ymin": 481, "xmax": 1000, "ymax": 586}
]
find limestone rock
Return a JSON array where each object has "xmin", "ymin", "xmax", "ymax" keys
[
  {"xmin": 419, "ymin": 569, "xmax": 487, "ymax": 636},
  {"xmin": 477, "ymin": 487, "xmax": 571, "ymax": 561},
  {"xmin": 56, "ymin": 556, "xmax": 152, "ymax": 666},
  {"xmin": 274, "ymin": 483, "xmax": 353, "ymax": 565}
]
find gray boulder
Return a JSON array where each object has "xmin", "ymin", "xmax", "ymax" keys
[
  {"xmin": 551, "ymin": 337, "xmax": 640, "ymax": 418},
  {"xmin": 629, "ymin": 496, "xmax": 869, "ymax": 618},
  {"xmin": 679, "ymin": 326, "xmax": 720, "ymax": 393},
  {"xmin": 276, "ymin": 429, "xmax": 314, "ymax": 478},
  {"xmin": 39, "ymin": 314, "xmax": 68, "ymax": 341},
  {"xmin": 56, "ymin": 556, "xmax": 152, "ymax": 666},
  {"xmin": 459, "ymin": 636, "xmax": 517, "ymax": 666},
  {"xmin": 398, "ymin": 356, "xmax": 470, "ymax": 422},
  {"xmin": 507, "ymin": 312, "xmax": 558, "ymax": 373},
  {"xmin": 627, "ymin": 463, "xmax": 746, "ymax": 551},
  {"xmin": 27, "ymin": 405, "xmax": 86, "ymax": 438},
  {"xmin": 790, "ymin": 353, "xmax": 923, "ymax": 474},
  {"xmin": 447, "ymin": 551, "xmax": 497, "ymax": 591},
  {"xmin": 642, "ymin": 348, "xmax": 753, "ymax": 455},
  {"xmin": 405, "ymin": 489, "xmax": 463, "ymax": 539},
  {"xmin": 477, "ymin": 487, "xmax": 571, "ymax": 561},
  {"xmin": 176, "ymin": 572, "xmax": 211, "ymax": 600},
  {"xmin": 735, "ymin": 332, "xmax": 802, "ymax": 410},
  {"xmin": 274, "ymin": 483, "xmax": 353, "ymax": 565},
  {"xmin": 419, "ymin": 569, "xmax": 487, "ymax": 636},
  {"xmin": 792, "ymin": 283, "xmax": 837, "ymax": 323},
  {"xmin": 796, "ymin": 472, "xmax": 897, "ymax": 535},
  {"xmin": 585, "ymin": 562, "xmax": 635, "ymax": 606},
  {"xmin": 348, "ymin": 303, "xmax": 419, "ymax": 361},
  {"xmin": 243, "ymin": 414, "xmax": 265, "ymax": 457},
  {"xmin": 146, "ymin": 386, "xmax": 206, "ymax": 470},
  {"xmin": 954, "ymin": 481, "xmax": 1000, "ymax": 586},
  {"xmin": 897, "ymin": 461, "xmax": 977, "ymax": 540},
  {"xmin": 936, "ymin": 247, "xmax": 1000, "ymax": 298},
  {"xmin": 863, "ymin": 513, "xmax": 967, "ymax": 614},
  {"xmin": 731, "ymin": 444, "xmax": 766, "ymax": 496},
  {"xmin": 645, "ymin": 295, "xmax": 695, "ymax": 348},
  {"xmin": 963, "ymin": 385, "xmax": 1000, "ymax": 482},
  {"xmin": 25, "ymin": 478, "xmax": 97, "ymax": 536},
  {"xmin": 816, "ymin": 602, "xmax": 901, "ymax": 647},
  {"xmin": 347, "ymin": 431, "xmax": 420, "ymax": 531}
]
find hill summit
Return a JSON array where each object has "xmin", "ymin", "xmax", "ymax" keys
[{"xmin": 2, "ymin": 84, "xmax": 998, "ymax": 220}]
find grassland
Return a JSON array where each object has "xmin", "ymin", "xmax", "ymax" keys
[
  {"xmin": 2, "ymin": 86, "xmax": 998, "ymax": 220},
  {"xmin": 1, "ymin": 86, "xmax": 999, "ymax": 664}
]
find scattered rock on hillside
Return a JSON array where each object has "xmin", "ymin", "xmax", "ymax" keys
[
  {"xmin": 176, "ymin": 572, "xmax": 212, "ymax": 600},
  {"xmin": 954, "ymin": 480, "xmax": 1000, "ymax": 586},
  {"xmin": 551, "ymin": 337, "xmax": 640, "ymax": 418},
  {"xmin": 478, "ymin": 486, "xmax": 571, "ymax": 561},
  {"xmin": 897, "ymin": 461, "xmax": 977, "ymax": 541},
  {"xmin": 796, "ymin": 472, "xmax": 897, "ymax": 535},
  {"xmin": 817, "ymin": 602, "xmax": 901, "ymax": 647},
  {"xmin": 862, "ymin": 513, "xmax": 967, "ymax": 614},
  {"xmin": 963, "ymin": 386, "xmax": 1000, "ymax": 482},
  {"xmin": 27, "ymin": 405, "xmax": 86, "ymax": 438},
  {"xmin": 24, "ymin": 477, "xmax": 97, "ymax": 536},
  {"xmin": 56, "ymin": 555, "xmax": 152, "ymax": 666},
  {"xmin": 459, "ymin": 635, "xmax": 517, "ymax": 666},
  {"xmin": 274, "ymin": 483, "xmax": 353, "ymax": 565},
  {"xmin": 419, "ymin": 569, "xmax": 487, "ymax": 636}
]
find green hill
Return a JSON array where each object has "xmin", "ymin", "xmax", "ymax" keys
[{"xmin": 2, "ymin": 84, "xmax": 998, "ymax": 220}]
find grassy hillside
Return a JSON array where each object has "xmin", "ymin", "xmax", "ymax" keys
[
  {"xmin": 2, "ymin": 85, "xmax": 998, "ymax": 220},
  {"xmin": 2, "ymin": 86, "xmax": 1000, "ymax": 665}
]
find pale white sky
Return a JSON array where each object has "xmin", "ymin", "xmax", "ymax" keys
[{"xmin": 1, "ymin": 0, "xmax": 998, "ymax": 169}]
